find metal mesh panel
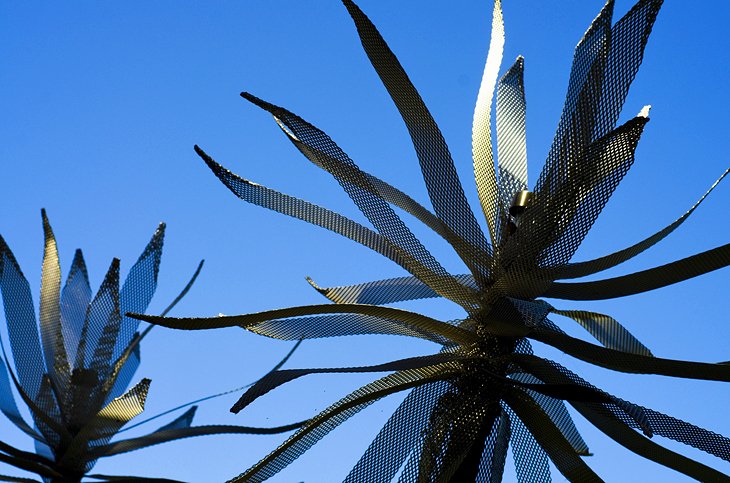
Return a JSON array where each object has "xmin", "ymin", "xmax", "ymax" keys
[
  {"xmin": 496, "ymin": 57, "xmax": 528, "ymax": 217},
  {"xmin": 0, "ymin": 237, "xmax": 45, "ymax": 403},
  {"xmin": 105, "ymin": 342, "xmax": 140, "ymax": 403},
  {"xmin": 39, "ymin": 211, "xmax": 69, "ymax": 400},
  {"xmin": 471, "ymin": 0, "xmax": 505, "ymax": 248},
  {"xmin": 276, "ymin": 119, "xmax": 493, "ymax": 284},
  {"xmin": 243, "ymin": 94, "xmax": 480, "ymax": 306},
  {"xmin": 137, "ymin": 304, "xmax": 475, "ymax": 346},
  {"xmin": 35, "ymin": 376, "xmax": 62, "ymax": 450},
  {"xmin": 530, "ymin": 322, "xmax": 730, "ymax": 382},
  {"xmin": 537, "ymin": 0, "xmax": 661, "ymax": 199},
  {"xmin": 232, "ymin": 353, "xmax": 461, "ymax": 413},
  {"xmin": 233, "ymin": 363, "xmax": 464, "ymax": 483},
  {"xmin": 546, "ymin": 240, "xmax": 730, "ymax": 300},
  {"xmin": 246, "ymin": 313, "xmax": 455, "ymax": 345},
  {"xmin": 507, "ymin": 116, "xmax": 647, "ymax": 274},
  {"xmin": 397, "ymin": 389, "xmax": 498, "ymax": 482},
  {"xmin": 553, "ymin": 167, "xmax": 729, "ymax": 280},
  {"xmin": 594, "ymin": 0, "xmax": 663, "ymax": 139},
  {"xmin": 506, "ymin": 405, "xmax": 551, "ymax": 483},
  {"xmin": 345, "ymin": 381, "xmax": 450, "ymax": 483},
  {"xmin": 553, "ymin": 308, "xmax": 652, "ymax": 356},
  {"xmin": 512, "ymin": 373, "xmax": 589, "ymax": 456},
  {"xmin": 309, "ymin": 274, "xmax": 477, "ymax": 306},
  {"xmin": 536, "ymin": 0, "xmax": 613, "ymax": 201},
  {"xmin": 343, "ymin": 0, "xmax": 494, "ymax": 274},
  {"xmin": 504, "ymin": 386, "xmax": 601, "ymax": 481},
  {"xmin": 0, "ymin": 352, "xmax": 39, "ymax": 438},
  {"xmin": 475, "ymin": 409, "xmax": 510, "ymax": 483},
  {"xmin": 512, "ymin": 354, "xmax": 730, "ymax": 466},
  {"xmin": 643, "ymin": 408, "xmax": 730, "ymax": 462},
  {"xmin": 60, "ymin": 250, "xmax": 92, "ymax": 370},
  {"xmin": 0, "ymin": 218, "xmax": 216, "ymax": 480},
  {"xmin": 197, "ymin": 147, "xmax": 477, "ymax": 308},
  {"xmin": 115, "ymin": 224, "xmax": 164, "ymax": 364},
  {"xmin": 61, "ymin": 378, "xmax": 151, "ymax": 472},
  {"xmin": 73, "ymin": 257, "xmax": 121, "ymax": 408}
]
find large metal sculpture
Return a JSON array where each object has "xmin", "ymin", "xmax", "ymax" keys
[
  {"xmin": 137, "ymin": 0, "xmax": 730, "ymax": 480},
  {"xmin": 0, "ymin": 212, "xmax": 300, "ymax": 482}
]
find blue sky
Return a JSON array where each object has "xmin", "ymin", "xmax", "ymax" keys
[{"xmin": 1, "ymin": 0, "xmax": 729, "ymax": 481}]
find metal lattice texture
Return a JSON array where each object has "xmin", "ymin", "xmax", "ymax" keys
[
  {"xmin": 342, "ymin": 0, "xmax": 494, "ymax": 282},
  {"xmin": 495, "ymin": 56, "xmax": 528, "ymax": 216},
  {"xmin": 138, "ymin": 0, "xmax": 730, "ymax": 481},
  {"xmin": 344, "ymin": 381, "xmax": 451, "ymax": 482},
  {"xmin": 0, "ymin": 214, "xmax": 302, "ymax": 482}
]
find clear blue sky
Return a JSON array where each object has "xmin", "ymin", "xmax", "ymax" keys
[{"xmin": 1, "ymin": 1, "xmax": 729, "ymax": 481}]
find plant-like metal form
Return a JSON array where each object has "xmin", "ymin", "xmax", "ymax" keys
[
  {"xmin": 137, "ymin": 0, "xmax": 730, "ymax": 480},
  {"xmin": 0, "ymin": 212, "xmax": 301, "ymax": 482}
]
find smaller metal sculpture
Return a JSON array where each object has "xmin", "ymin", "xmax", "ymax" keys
[{"xmin": 0, "ymin": 211, "xmax": 300, "ymax": 482}]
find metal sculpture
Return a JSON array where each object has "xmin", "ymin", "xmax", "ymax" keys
[
  {"xmin": 137, "ymin": 0, "xmax": 730, "ymax": 480},
  {"xmin": 0, "ymin": 212, "xmax": 300, "ymax": 482}
]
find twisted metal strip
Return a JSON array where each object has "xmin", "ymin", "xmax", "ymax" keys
[
  {"xmin": 115, "ymin": 224, "xmax": 165, "ymax": 364},
  {"xmin": 59, "ymin": 249, "xmax": 91, "ymax": 368},
  {"xmin": 307, "ymin": 273, "xmax": 477, "ymax": 305},
  {"xmin": 89, "ymin": 422, "xmax": 303, "ymax": 459},
  {"xmin": 38, "ymin": 211, "xmax": 69, "ymax": 399},
  {"xmin": 85, "ymin": 475, "xmax": 184, "ymax": 483},
  {"xmin": 74, "ymin": 259, "xmax": 119, "ymax": 372},
  {"xmin": 0, "ymin": 235, "xmax": 45, "ymax": 402},
  {"xmin": 508, "ymin": 115, "xmax": 648, "ymax": 272},
  {"xmin": 552, "ymin": 308, "xmax": 652, "ymax": 356},
  {"xmin": 553, "ymin": 167, "xmax": 730, "ymax": 279},
  {"xmin": 533, "ymin": 0, "xmax": 661, "ymax": 262},
  {"xmin": 402, "ymin": 390, "xmax": 499, "ymax": 482},
  {"xmin": 343, "ymin": 0, "xmax": 494, "ymax": 269},
  {"xmin": 0, "ymin": 340, "xmax": 70, "ymax": 444},
  {"xmin": 89, "ymin": 264, "xmax": 122, "ymax": 391},
  {"xmin": 0, "ymin": 352, "xmax": 41, "ymax": 441},
  {"xmin": 546, "ymin": 241, "xmax": 730, "ymax": 300},
  {"xmin": 471, "ymin": 0, "xmax": 505, "ymax": 247},
  {"xmin": 274, "ymin": 119, "xmax": 494, "ymax": 282},
  {"xmin": 0, "ymin": 451, "xmax": 59, "ymax": 480},
  {"xmin": 535, "ymin": 0, "xmax": 613, "ymax": 202},
  {"xmin": 593, "ymin": 0, "xmax": 663, "ymax": 140},
  {"xmin": 578, "ymin": 404, "xmax": 730, "ymax": 481},
  {"xmin": 34, "ymin": 376, "xmax": 61, "ymax": 452},
  {"xmin": 529, "ymin": 325, "xmax": 730, "ymax": 381},
  {"xmin": 344, "ymin": 381, "xmax": 450, "ymax": 482},
  {"xmin": 511, "ymin": 372, "xmax": 589, "ymax": 456},
  {"xmin": 104, "ymin": 344, "xmax": 139, "ymax": 405},
  {"xmin": 243, "ymin": 94, "xmax": 480, "ymax": 306},
  {"xmin": 472, "ymin": 408, "xmax": 510, "ymax": 483},
  {"xmin": 506, "ymin": 404, "xmax": 552, "ymax": 483},
  {"xmin": 503, "ymin": 386, "xmax": 602, "ymax": 482},
  {"xmin": 519, "ymin": 355, "xmax": 730, "ymax": 480},
  {"xmin": 496, "ymin": 56, "xmax": 528, "ymax": 215},
  {"xmin": 643, "ymin": 407, "xmax": 730, "ymax": 463},
  {"xmin": 231, "ymin": 353, "xmax": 463, "ymax": 413},
  {"xmin": 196, "ymin": 146, "xmax": 477, "ymax": 308},
  {"xmin": 133, "ymin": 304, "xmax": 476, "ymax": 346},
  {"xmin": 231, "ymin": 363, "xmax": 464, "ymax": 483}
]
